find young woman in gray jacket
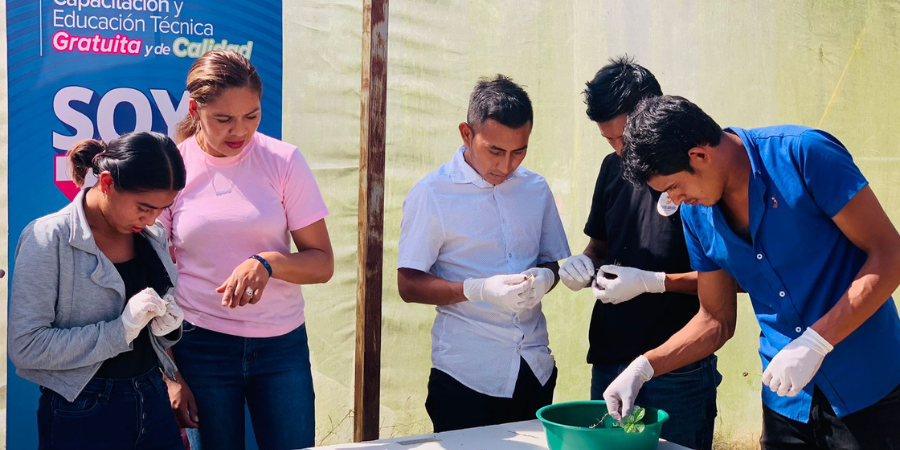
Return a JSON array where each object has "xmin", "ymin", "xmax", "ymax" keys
[{"xmin": 9, "ymin": 132, "xmax": 188, "ymax": 450}]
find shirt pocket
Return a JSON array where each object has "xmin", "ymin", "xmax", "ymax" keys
[{"xmin": 509, "ymin": 219, "xmax": 542, "ymax": 264}]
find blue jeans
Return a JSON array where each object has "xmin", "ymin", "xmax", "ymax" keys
[
  {"xmin": 173, "ymin": 323, "xmax": 315, "ymax": 450},
  {"xmin": 591, "ymin": 355, "xmax": 721, "ymax": 450},
  {"xmin": 38, "ymin": 367, "xmax": 184, "ymax": 450}
]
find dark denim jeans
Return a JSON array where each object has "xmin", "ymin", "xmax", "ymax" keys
[
  {"xmin": 761, "ymin": 383, "xmax": 900, "ymax": 450},
  {"xmin": 173, "ymin": 322, "xmax": 315, "ymax": 450},
  {"xmin": 37, "ymin": 367, "xmax": 184, "ymax": 450},
  {"xmin": 591, "ymin": 355, "xmax": 721, "ymax": 450}
]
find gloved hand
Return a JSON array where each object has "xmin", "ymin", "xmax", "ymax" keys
[
  {"xmin": 559, "ymin": 255, "xmax": 595, "ymax": 291},
  {"xmin": 762, "ymin": 327, "xmax": 832, "ymax": 397},
  {"xmin": 603, "ymin": 355, "xmax": 654, "ymax": 422},
  {"xmin": 151, "ymin": 293, "xmax": 185, "ymax": 337},
  {"xmin": 521, "ymin": 267, "xmax": 555, "ymax": 309},
  {"xmin": 463, "ymin": 274, "xmax": 531, "ymax": 314},
  {"xmin": 121, "ymin": 287, "xmax": 167, "ymax": 343},
  {"xmin": 593, "ymin": 265, "xmax": 665, "ymax": 304}
]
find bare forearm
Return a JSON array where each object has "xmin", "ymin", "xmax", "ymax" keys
[
  {"xmin": 814, "ymin": 251, "xmax": 900, "ymax": 345},
  {"xmin": 257, "ymin": 248, "xmax": 334, "ymax": 285},
  {"xmin": 664, "ymin": 271, "xmax": 698, "ymax": 295},
  {"xmin": 398, "ymin": 268, "xmax": 467, "ymax": 306},
  {"xmin": 820, "ymin": 185, "xmax": 900, "ymax": 344},
  {"xmin": 645, "ymin": 311, "xmax": 732, "ymax": 376},
  {"xmin": 582, "ymin": 238, "xmax": 608, "ymax": 268},
  {"xmin": 646, "ymin": 269, "xmax": 737, "ymax": 376}
]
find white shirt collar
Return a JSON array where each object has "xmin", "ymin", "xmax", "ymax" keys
[{"xmin": 448, "ymin": 146, "xmax": 516, "ymax": 188}]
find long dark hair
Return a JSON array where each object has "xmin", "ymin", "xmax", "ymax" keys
[{"xmin": 67, "ymin": 131, "xmax": 186, "ymax": 192}]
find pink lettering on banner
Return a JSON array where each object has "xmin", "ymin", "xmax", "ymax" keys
[
  {"xmin": 54, "ymin": 155, "xmax": 80, "ymax": 201},
  {"xmin": 51, "ymin": 31, "xmax": 142, "ymax": 55}
]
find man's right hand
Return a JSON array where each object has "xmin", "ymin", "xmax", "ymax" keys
[
  {"xmin": 559, "ymin": 254, "xmax": 595, "ymax": 291},
  {"xmin": 165, "ymin": 373, "xmax": 200, "ymax": 428},
  {"xmin": 463, "ymin": 274, "xmax": 532, "ymax": 313},
  {"xmin": 603, "ymin": 355, "xmax": 654, "ymax": 422}
]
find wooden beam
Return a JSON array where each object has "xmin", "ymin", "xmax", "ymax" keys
[{"xmin": 354, "ymin": 0, "xmax": 388, "ymax": 442}]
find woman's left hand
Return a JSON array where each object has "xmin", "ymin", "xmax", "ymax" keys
[{"xmin": 217, "ymin": 258, "xmax": 271, "ymax": 308}]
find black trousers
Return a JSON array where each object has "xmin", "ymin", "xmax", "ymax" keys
[
  {"xmin": 761, "ymin": 384, "xmax": 900, "ymax": 450},
  {"xmin": 425, "ymin": 358, "xmax": 557, "ymax": 433}
]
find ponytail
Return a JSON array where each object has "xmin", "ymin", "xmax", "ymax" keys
[{"xmin": 66, "ymin": 139, "xmax": 107, "ymax": 188}]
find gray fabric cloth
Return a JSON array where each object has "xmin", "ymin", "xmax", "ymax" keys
[{"xmin": 9, "ymin": 188, "xmax": 181, "ymax": 402}]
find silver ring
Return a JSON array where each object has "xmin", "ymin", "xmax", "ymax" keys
[{"xmin": 245, "ymin": 287, "xmax": 254, "ymax": 297}]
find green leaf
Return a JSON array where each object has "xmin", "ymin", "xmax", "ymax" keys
[
  {"xmin": 633, "ymin": 408, "xmax": 645, "ymax": 422},
  {"xmin": 633, "ymin": 423, "xmax": 645, "ymax": 434},
  {"xmin": 623, "ymin": 414, "xmax": 635, "ymax": 425}
]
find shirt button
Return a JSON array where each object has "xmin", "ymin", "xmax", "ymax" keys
[
  {"xmin": 779, "ymin": 291, "xmax": 786, "ymax": 297},
  {"xmin": 756, "ymin": 254, "xmax": 763, "ymax": 260},
  {"xmin": 795, "ymin": 327, "xmax": 802, "ymax": 333},
  {"xmin": 508, "ymin": 253, "xmax": 513, "ymax": 258},
  {"xmin": 513, "ymin": 317, "xmax": 520, "ymax": 323}
]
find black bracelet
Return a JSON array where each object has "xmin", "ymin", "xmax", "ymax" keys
[{"xmin": 250, "ymin": 254, "xmax": 273, "ymax": 277}]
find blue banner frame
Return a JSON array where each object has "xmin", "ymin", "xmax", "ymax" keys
[{"xmin": 6, "ymin": 0, "xmax": 283, "ymax": 447}]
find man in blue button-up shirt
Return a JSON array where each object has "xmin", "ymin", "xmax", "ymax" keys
[{"xmin": 604, "ymin": 95, "xmax": 900, "ymax": 449}]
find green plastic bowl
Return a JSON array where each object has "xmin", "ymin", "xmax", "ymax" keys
[{"xmin": 537, "ymin": 400, "xmax": 669, "ymax": 450}]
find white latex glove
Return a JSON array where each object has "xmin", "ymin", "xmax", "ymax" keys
[
  {"xmin": 121, "ymin": 287, "xmax": 167, "ymax": 343},
  {"xmin": 603, "ymin": 355, "xmax": 654, "ymax": 422},
  {"xmin": 762, "ymin": 327, "xmax": 832, "ymax": 397},
  {"xmin": 151, "ymin": 293, "xmax": 185, "ymax": 337},
  {"xmin": 521, "ymin": 267, "xmax": 555, "ymax": 309},
  {"xmin": 559, "ymin": 255, "xmax": 595, "ymax": 291},
  {"xmin": 463, "ymin": 274, "xmax": 531, "ymax": 314},
  {"xmin": 592, "ymin": 265, "xmax": 665, "ymax": 304}
]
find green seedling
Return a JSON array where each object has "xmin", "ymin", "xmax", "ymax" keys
[
  {"xmin": 621, "ymin": 407, "xmax": 646, "ymax": 434},
  {"xmin": 588, "ymin": 407, "xmax": 646, "ymax": 433},
  {"xmin": 589, "ymin": 412, "xmax": 613, "ymax": 429}
]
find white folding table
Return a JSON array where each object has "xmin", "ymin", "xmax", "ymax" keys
[{"xmin": 305, "ymin": 419, "xmax": 691, "ymax": 450}]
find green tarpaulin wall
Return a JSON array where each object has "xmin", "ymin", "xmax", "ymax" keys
[{"xmin": 3, "ymin": 0, "xmax": 900, "ymax": 447}]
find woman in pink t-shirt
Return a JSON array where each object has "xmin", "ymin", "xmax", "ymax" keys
[{"xmin": 160, "ymin": 50, "xmax": 334, "ymax": 450}]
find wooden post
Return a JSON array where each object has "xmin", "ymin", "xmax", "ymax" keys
[{"xmin": 355, "ymin": 0, "xmax": 388, "ymax": 443}]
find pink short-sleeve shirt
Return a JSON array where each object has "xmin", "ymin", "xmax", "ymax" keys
[{"xmin": 159, "ymin": 132, "xmax": 329, "ymax": 337}]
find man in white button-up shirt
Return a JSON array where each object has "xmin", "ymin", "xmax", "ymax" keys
[{"xmin": 398, "ymin": 75, "xmax": 571, "ymax": 432}]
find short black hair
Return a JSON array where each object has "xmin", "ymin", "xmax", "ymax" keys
[
  {"xmin": 467, "ymin": 74, "xmax": 533, "ymax": 130},
  {"xmin": 583, "ymin": 55, "xmax": 662, "ymax": 123},
  {"xmin": 622, "ymin": 95, "xmax": 722, "ymax": 185}
]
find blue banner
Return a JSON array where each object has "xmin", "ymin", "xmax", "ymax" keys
[{"xmin": 6, "ymin": 0, "xmax": 283, "ymax": 447}]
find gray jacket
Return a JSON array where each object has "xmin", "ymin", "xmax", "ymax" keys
[{"xmin": 9, "ymin": 189, "xmax": 181, "ymax": 402}]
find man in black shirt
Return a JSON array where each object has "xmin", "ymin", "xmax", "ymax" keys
[{"xmin": 559, "ymin": 57, "xmax": 720, "ymax": 450}]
